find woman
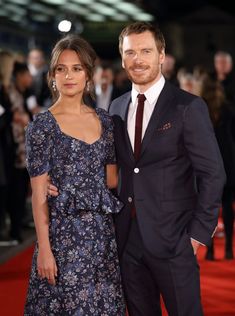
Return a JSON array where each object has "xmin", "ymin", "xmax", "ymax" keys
[{"xmin": 24, "ymin": 35, "xmax": 125, "ymax": 315}]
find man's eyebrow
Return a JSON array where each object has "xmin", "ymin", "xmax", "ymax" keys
[{"xmin": 124, "ymin": 47, "xmax": 154, "ymax": 52}]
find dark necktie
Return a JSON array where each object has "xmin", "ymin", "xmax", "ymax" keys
[
  {"xmin": 134, "ymin": 94, "xmax": 146, "ymax": 161},
  {"xmin": 131, "ymin": 94, "xmax": 146, "ymax": 218}
]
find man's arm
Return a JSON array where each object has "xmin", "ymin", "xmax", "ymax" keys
[
  {"xmin": 106, "ymin": 164, "xmax": 118, "ymax": 189},
  {"xmin": 183, "ymin": 97, "xmax": 226, "ymax": 246}
]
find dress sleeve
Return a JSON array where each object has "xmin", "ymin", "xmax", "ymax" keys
[
  {"xmin": 25, "ymin": 114, "xmax": 52, "ymax": 177},
  {"xmin": 105, "ymin": 116, "xmax": 116, "ymax": 164}
]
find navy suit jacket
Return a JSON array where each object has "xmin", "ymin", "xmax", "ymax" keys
[{"xmin": 109, "ymin": 80, "xmax": 226, "ymax": 259}]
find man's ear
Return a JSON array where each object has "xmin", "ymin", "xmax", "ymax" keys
[
  {"xmin": 159, "ymin": 50, "xmax": 165, "ymax": 65},
  {"xmin": 121, "ymin": 58, "xmax": 125, "ymax": 69}
]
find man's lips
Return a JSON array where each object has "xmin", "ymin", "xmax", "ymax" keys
[{"xmin": 130, "ymin": 68, "xmax": 148, "ymax": 72}]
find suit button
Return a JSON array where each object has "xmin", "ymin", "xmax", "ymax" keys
[
  {"xmin": 128, "ymin": 197, "xmax": 133, "ymax": 203},
  {"xmin": 134, "ymin": 168, "xmax": 139, "ymax": 173}
]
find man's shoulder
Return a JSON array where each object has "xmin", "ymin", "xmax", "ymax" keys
[
  {"xmin": 166, "ymin": 81, "xmax": 197, "ymax": 101},
  {"xmin": 111, "ymin": 91, "xmax": 131, "ymax": 104},
  {"xmin": 109, "ymin": 91, "xmax": 131, "ymax": 116},
  {"xmin": 166, "ymin": 82, "xmax": 202, "ymax": 112}
]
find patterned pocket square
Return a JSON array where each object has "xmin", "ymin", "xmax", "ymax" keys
[{"xmin": 157, "ymin": 122, "xmax": 172, "ymax": 131}]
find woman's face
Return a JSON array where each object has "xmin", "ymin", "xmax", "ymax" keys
[{"xmin": 54, "ymin": 49, "xmax": 87, "ymax": 97}]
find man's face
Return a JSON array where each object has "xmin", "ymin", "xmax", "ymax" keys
[
  {"xmin": 28, "ymin": 50, "xmax": 44, "ymax": 69},
  {"xmin": 100, "ymin": 68, "xmax": 114, "ymax": 91},
  {"xmin": 121, "ymin": 31, "xmax": 165, "ymax": 90},
  {"xmin": 214, "ymin": 56, "xmax": 233, "ymax": 75}
]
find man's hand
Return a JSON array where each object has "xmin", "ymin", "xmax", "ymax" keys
[
  {"xmin": 191, "ymin": 238, "xmax": 200, "ymax": 255},
  {"xmin": 47, "ymin": 176, "xmax": 59, "ymax": 197}
]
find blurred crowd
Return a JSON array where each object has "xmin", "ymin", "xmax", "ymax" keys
[{"xmin": 0, "ymin": 46, "xmax": 234, "ymax": 259}]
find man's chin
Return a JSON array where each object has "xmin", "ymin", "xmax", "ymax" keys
[{"xmin": 131, "ymin": 78, "xmax": 148, "ymax": 85}]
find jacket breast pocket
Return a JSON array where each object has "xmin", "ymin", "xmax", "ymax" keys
[{"xmin": 155, "ymin": 125, "xmax": 177, "ymax": 139}]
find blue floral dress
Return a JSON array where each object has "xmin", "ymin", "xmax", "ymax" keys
[{"xmin": 24, "ymin": 108, "xmax": 125, "ymax": 316}]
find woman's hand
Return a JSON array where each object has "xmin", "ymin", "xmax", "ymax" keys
[{"xmin": 37, "ymin": 248, "xmax": 58, "ymax": 285}]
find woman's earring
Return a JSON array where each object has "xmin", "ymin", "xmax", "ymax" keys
[
  {"xmin": 52, "ymin": 80, "xmax": 57, "ymax": 91},
  {"xmin": 86, "ymin": 81, "xmax": 90, "ymax": 92}
]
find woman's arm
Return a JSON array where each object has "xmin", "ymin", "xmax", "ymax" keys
[
  {"xmin": 106, "ymin": 164, "xmax": 118, "ymax": 189},
  {"xmin": 31, "ymin": 173, "xmax": 57, "ymax": 285}
]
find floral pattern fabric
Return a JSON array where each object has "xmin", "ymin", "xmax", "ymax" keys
[{"xmin": 24, "ymin": 108, "xmax": 125, "ymax": 315}]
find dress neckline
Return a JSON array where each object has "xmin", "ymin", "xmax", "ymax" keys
[{"xmin": 47, "ymin": 108, "xmax": 103, "ymax": 146}]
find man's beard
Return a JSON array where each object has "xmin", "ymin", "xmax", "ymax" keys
[{"xmin": 125, "ymin": 66, "xmax": 158, "ymax": 85}]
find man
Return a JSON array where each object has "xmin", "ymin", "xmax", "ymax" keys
[
  {"xmin": 109, "ymin": 22, "xmax": 225, "ymax": 316},
  {"xmin": 95, "ymin": 62, "xmax": 122, "ymax": 110},
  {"xmin": 48, "ymin": 22, "xmax": 226, "ymax": 316},
  {"xmin": 85, "ymin": 61, "xmax": 122, "ymax": 110},
  {"xmin": 27, "ymin": 48, "xmax": 51, "ymax": 109}
]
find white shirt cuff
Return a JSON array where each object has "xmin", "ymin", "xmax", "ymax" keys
[{"xmin": 190, "ymin": 237, "xmax": 206, "ymax": 247}]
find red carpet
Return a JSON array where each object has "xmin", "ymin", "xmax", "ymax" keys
[{"xmin": 0, "ymin": 235, "xmax": 234, "ymax": 316}]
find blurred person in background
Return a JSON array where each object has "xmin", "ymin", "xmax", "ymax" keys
[
  {"xmin": 213, "ymin": 51, "xmax": 235, "ymax": 103},
  {"xmin": 0, "ymin": 50, "xmax": 17, "ymax": 246},
  {"xmin": 162, "ymin": 53, "xmax": 179, "ymax": 86},
  {"xmin": 87, "ymin": 61, "xmax": 122, "ymax": 110},
  {"xmin": 27, "ymin": 48, "xmax": 51, "ymax": 109},
  {"xmin": 177, "ymin": 69, "xmax": 195, "ymax": 94},
  {"xmin": 113, "ymin": 64, "xmax": 132, "ymax": 94},
  {"xmin": 6, "ymin": 61, "xmax": 39, "ymax": 242},
  {"xmin": 200, "ymin": 75, "xmax": 235, "ymax": 260}
]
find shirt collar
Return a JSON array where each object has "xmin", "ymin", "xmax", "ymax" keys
[{"xmin": 131, "ymin": 75, "xmax": 165, "ymax": 106}]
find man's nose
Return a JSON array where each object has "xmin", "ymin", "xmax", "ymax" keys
[
  {"xmin": 133, "ymin": 55, "xmax": 143, "ymax": 64},
  {"xmin": 133, "ymin": 52, "xmax": 143, "ymax": 61}
]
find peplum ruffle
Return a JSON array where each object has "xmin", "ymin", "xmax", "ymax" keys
[{"xmin": 48, "ymin": 185, "xmax": 123, "ymax": 216}]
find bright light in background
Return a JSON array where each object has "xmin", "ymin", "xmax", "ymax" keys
[{"xmin": 58, "ymin": 19, "xmax": 72, "ymax": 32}]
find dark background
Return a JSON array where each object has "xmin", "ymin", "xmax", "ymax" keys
[{"xmin": 1, "ymin": 0, "xmax": 235, "ymax": 71}]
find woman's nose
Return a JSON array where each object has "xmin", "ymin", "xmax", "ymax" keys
[{"xmin": 65, "ymin": 69, "xmax": 72, "ymax": 79}]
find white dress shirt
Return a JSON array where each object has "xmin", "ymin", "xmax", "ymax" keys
[{"xmin": 127, "ymin": 75, "xmax": 165, "ymax": 150}]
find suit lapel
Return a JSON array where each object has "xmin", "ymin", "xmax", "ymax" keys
[
  {"xmin": 120, "ymin": 93, "xmax": 135, "ymax": 162},
  {"xmin": 112, "ymin": 92, "xmax": 135, "ymax": 162},
  {"xmin": 140, "ymin": 81, "xmax": 174, "ymax": 158}
]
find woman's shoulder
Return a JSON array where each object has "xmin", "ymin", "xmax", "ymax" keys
[
  {"xmin": 96, "ymin": 107, "xmax": 113, "ymax": 124},
  {"xmin": 27, "ymin": 111, "xmax": 55, "ymax": 135}
]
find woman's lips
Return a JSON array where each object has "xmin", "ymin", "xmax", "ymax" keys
[{"xmin": 64, "ymin": 83, "xmax": 76, "ymax": 87}]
